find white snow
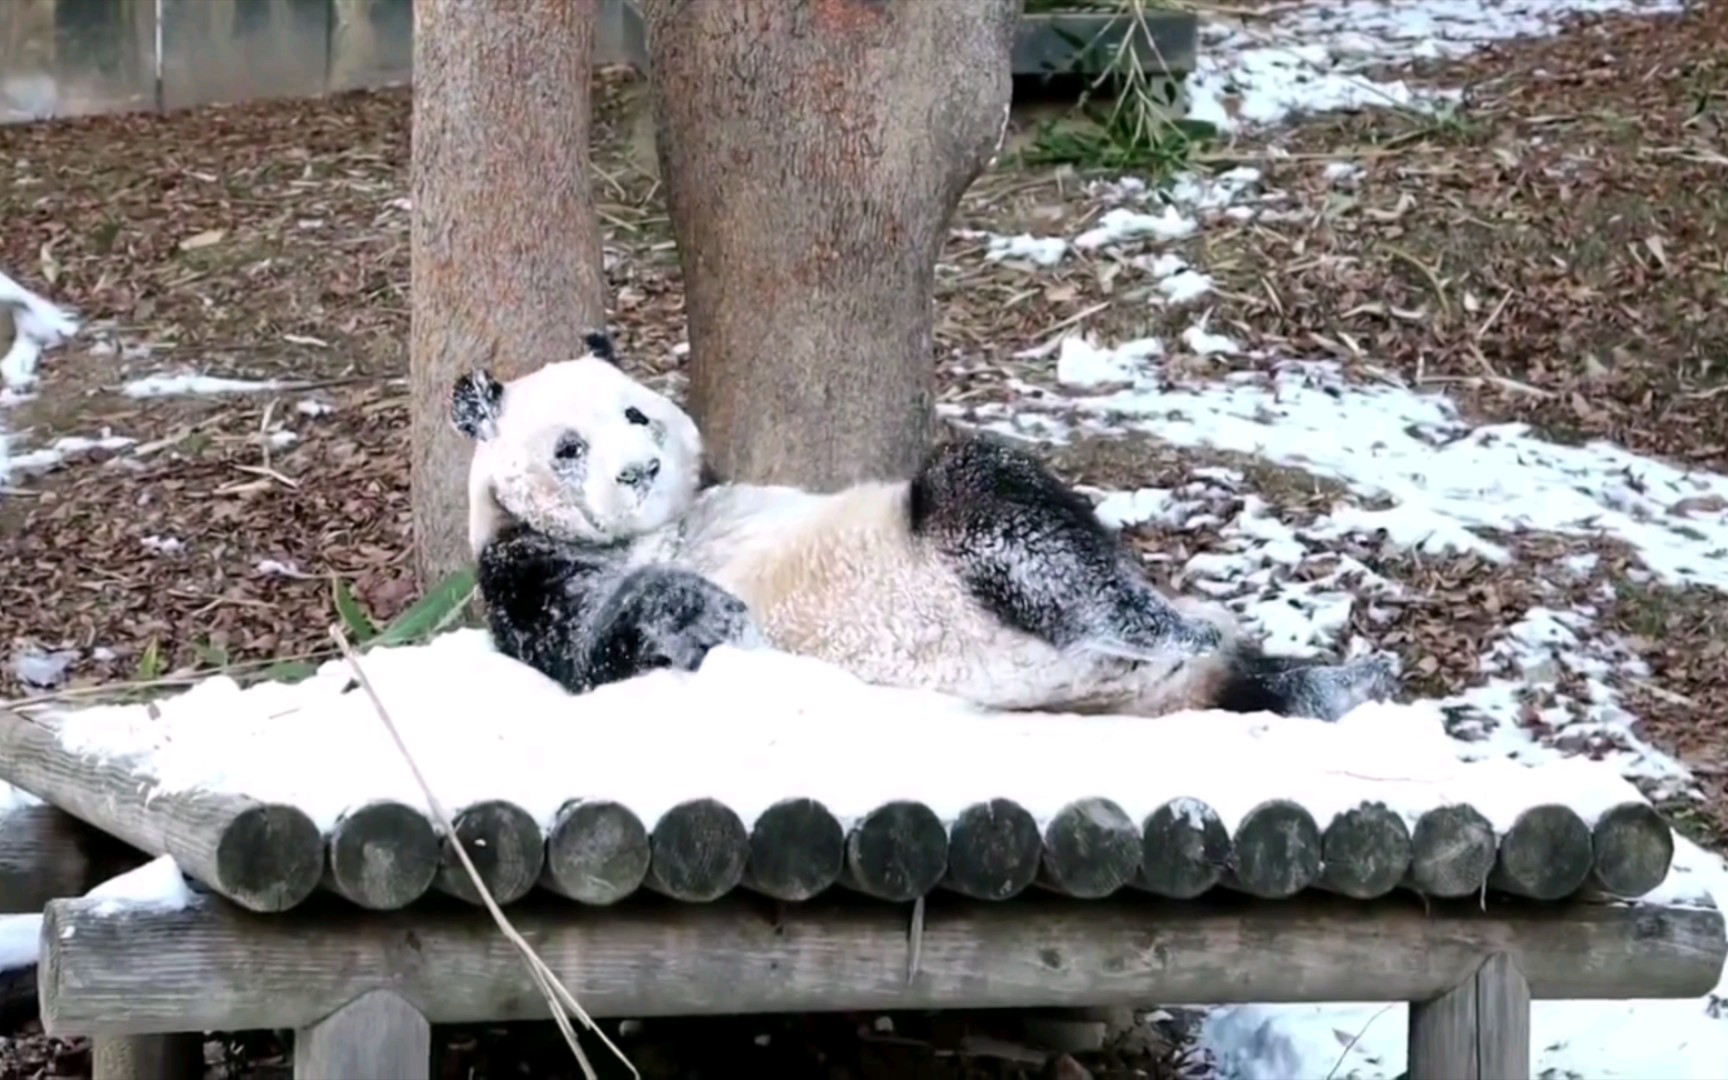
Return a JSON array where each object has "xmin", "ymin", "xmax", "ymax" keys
[
  {"xmin": 947, "ymin": 2, "xmax": 1726, "ymax": 1072},
  {"xmin": 984, "ymin": 233, "xmax": 1069, "ymax": 267},
  {"xmin": 82, "ymin": 854, "xmax": 195, "ymax": 916},
  {"xmin": 1055, "ymin": 334, "xmax": 1162, "ymax": 388},
  {"xmin": 1184, "ymin": 0, "xmax": 1685, "ymax": 134},
  {"xmin": 0, "ymin": 914, "xmax": 41, "ymax": 972},
  {"xmin": 0, "ymin": 269, "xmax": 81, "ymax": 485},
  {"xmin": 120, "ymin": 373, "xmax": 297, "ymax": 399},
  {"xmin": 29, "ymin": 628, "xmax": 1678, "ymax": 847},
  {"xmin": 0, "ymin": 269, "xmax": 79, "ymax": 395},
  {"xmin": 1052, "ymin": 358, "xmax": 1728, "ymax": 592},
  {"xmin": 1074, "ymin": 206, "xmax": 1197, "ymax": 251},
  {"xmin": 3, "ymin": 430, "xmax": 136, "ymax": 476},
  {"xmin": 0, "ymin": 854, "xmax": 192, "ymax": 973},
  {"xmin": 1181, "ymin": 324, "xmax": 1241, "ymax": 357}
]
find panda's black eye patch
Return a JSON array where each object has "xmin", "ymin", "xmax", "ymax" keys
[
  {"xmin": 624, "ymin": 407, "xmax": 650, "ymax": 426},
  {"xmin": 553, "ymin": 433, "xmax": 587, "ymax": 462}
]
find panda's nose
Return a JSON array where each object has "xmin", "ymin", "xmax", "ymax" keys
[{"xmin": 618, "ymin": 458, "xmax": 661, "ymax": 487}]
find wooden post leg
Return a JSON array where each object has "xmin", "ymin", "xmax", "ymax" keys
[
  {"xmin": 91, "ymin": 1034, "xmax": 204, "ymax": 1079},
  {"xmin": 1408, "ymin": 953, "xmax": 1531, "ymax": 1080},
  {"xmin": 293, "ymin": 989, "xmax": 430, "ymax": 1080}
]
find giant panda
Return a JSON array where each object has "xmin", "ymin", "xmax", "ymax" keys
[{"xmin": 450, "ymin": 331, "xmax": 1400, "ymax": 721}]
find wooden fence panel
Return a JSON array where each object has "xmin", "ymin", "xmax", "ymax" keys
[
  {"xmin": 0, "ymin": 0, "xmax": 155, "ymax": 124},
  {"xmin": 159, "ymin": 0, "xmax": 331, "ymax": 113}
]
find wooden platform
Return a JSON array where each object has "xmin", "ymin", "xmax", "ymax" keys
[{"xmin": 1, "ymin": 633, "xmax": 1723, "ymax": 1079}]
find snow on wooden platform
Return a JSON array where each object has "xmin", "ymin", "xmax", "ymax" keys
[{"xmin": 0, "ymin": 630, "xmax": 1704, "ymax": 917}]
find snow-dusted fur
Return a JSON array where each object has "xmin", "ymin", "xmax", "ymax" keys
[{"xmin": 454, "ymin": 333, "xmax": 1400, "ymax": 720}]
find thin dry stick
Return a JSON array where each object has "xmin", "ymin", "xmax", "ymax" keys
[{"xmin": 328, "ymin": 625, "xmax": 637, "ymax": 1080}]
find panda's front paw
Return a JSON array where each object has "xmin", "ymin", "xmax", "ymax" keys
[{"xmin": 628, "ymin": 569, "xmax": 756, "ymax": 674}]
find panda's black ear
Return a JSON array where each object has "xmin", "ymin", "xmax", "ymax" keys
[
  {"xmin": 451, "ymin": 370, "xmax": 505, "ymax": 441},
  {"xmin": 583, "ymin": 329, "xmax": 619, "ymax": 366}
]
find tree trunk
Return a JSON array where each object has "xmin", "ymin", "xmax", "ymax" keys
[
  {"xmin": 641, "ymin": 0, "xmax": 1020, "ymax": 490},
  {"xmin": 410, "ymin": 0, "xmax": 608, "ymax": 587}
]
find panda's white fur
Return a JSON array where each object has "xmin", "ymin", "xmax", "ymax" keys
[{"xmin": 453, "ymin": 337, "xmax": 1399, "ymax": 720}]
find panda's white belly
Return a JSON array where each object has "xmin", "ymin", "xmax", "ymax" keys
[{"xmin": 668, "ymin": 482, "xmax": 1197, "ymax": 713}]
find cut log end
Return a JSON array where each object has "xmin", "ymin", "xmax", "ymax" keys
[
  {"xmin": 1320, "ymin": 801, "xmax": 1413, "ymax": 900},
  {"xmin": 543, "ymin": 798, "xmax": 651, "ymax": 906},
  {"xmin": 944, "ymin": 798, "xmax": 1041, "ymax": 902},
  {"xmin": 1228, "ymin": 799, "xmax": 1321, "ymax": 900},
  {"xmin": 1040, "ymin": 797, "xmax": 1140, "ymax": 900},
  {"xmin": 1590, "ymin": 801, "xmax": 1675, "ymax": 899},
  {"xmin": 215, "ymin": 802, "xmax": 324, "ymax": 914},
  {"xmin": 436, "ymin": 800, "xmax": 545, "ymax": 907},
  {"xmin": 745, "ymin": 797, "xmax": 844, "ymax": 903},
  {"xmin": 1406, "ymin": 803, "xmax": 1497, "ymax": 899},
  {"xmin": 646, "ymin": 798, "xmax": 749, "ymax": 903},
  {"xmin": 1137, "ymin": 797, "xmax": 1230, "ymax": 900},
  {"xmin": 325, "ymin": 800, "xmax": 441, "ymax": 912},
  {"xmin": 843, "ymin": 800, "xmax": 947, "ymax": 903},
  {"xmin": 1492, "ymin": 804, "xmax": 1593, "ymax": 901}
]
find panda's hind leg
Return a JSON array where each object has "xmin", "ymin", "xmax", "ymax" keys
[
  {"xmin": 1214, "ymin": 647, "xmax": 1402, "ymax": 722},
  {"xmin": 908, "ymin": 435, "xmax": 1223, "ymax": 662}
]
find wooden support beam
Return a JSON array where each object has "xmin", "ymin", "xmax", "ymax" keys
[
  {"xmin": 294, "ymin": 989, "xmax": 430, "ymax": 1080},
  {"xmin": 0, "ymin": 803, "xmax": 146, "ymax": 913},
  {"xmin": 943, "ymin": 798, "xmax": 1040, "ymax": 902},
  {"xmin": 1225, "ymin": 799, "xmax": 1321, "ymax": 899},
  {"xmin": 435, "ymin": 799, "xmax": 544, "ymax": 907},
  {"xmin": 1408, "ymin": 953, "xmax": 1532, "ymax": 1080},
  {"xmin": 541, "ymin": 797, "xmax": 651, "ymax": 906},
  {"xmin": 91, "ymin": 1034, "xmax": 204, "ymax": 1080},
  {"xmin": 39, "ymin": 890, "xmax": 1725, "ymax": 1036},
  {"xmin": 842, "ymin": 800, "xmax": 947, "ymax": 903},
  {"xmin": 323, "ymin": 800, "xmax": 440, "ymax": 912},
  {"xmin": 1491, "ymin": 805, "xmax": 1594, "ymax": 901},
  {"xmin": 1039, "ymin": 797, "xmax": 1140, "ymax": 900},
  {"xmin": 1406, "ymin": 804, "xmax": 1497, "ymax": 898},
  {"xmin": 0, "ymin": 709, "xmax": 323, "ymax": 913},
  {"xmin": 644, "ymin": 797, "xmax": 749, "ymax": 903},
  {"xmin": 1136, "ymin": 797, "xmax": 1229, "ymax": 900},
  {"xmin": 744, "ymin": 797, "xmax": 844, "ymax": 903}
]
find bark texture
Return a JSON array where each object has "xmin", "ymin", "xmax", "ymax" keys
[
  {"xmin": 410, "ymin": 0, "xmax": 608, "ymax": 586},
  {"xmin": 641, "ymin": 0, "xmax": 1020, "ymax": 490}
]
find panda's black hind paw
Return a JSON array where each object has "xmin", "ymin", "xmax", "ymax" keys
[{"xmin": 1257, "ymin": 652, "xmax": 1402, "ymax": 722}]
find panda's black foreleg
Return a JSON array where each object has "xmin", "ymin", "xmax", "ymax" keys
[
  {"xmin": 578, "ymin": 566, "xmax": 759, "ymax": 691},
  {"xmin": 908, "ymin": 435, "xmax": 1223, "ymax": 661},
  {"xmin": 1214, "ymin": 646, "xmax": 1402, "ymax": 722}
]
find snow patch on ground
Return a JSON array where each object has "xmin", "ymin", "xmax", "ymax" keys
[
  {"xmin": 963, "ymin": 2, "xmax": 1725, "ymax": 1069},
  {"xmin": 0, "ymin": 269, "xmax": 81, "ymax": 485},
  {"xmin": 3, "ymin": 430, "xmax": 137, "ymax": 477},
  {"xmin": 120, "ymin": 373, "xmax": 298, "ymax": 399},
  {"xmin": 1043, "ymin": 346, "xmax": 1728, "ymax": 1080},
  {"xmin": 1185, "ymin": 0, "xmax": 1686, "ymax": 134}
]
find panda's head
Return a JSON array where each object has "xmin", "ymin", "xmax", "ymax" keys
[{"xmin": 450, "ymin": 331, "xmax": 703, "ymax": 553}]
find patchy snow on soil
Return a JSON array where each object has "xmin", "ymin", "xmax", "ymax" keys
[
  {"xmin": 120, "ymin": 372, "xmax": 299, "ymax": 399},
  {"xmin": 953, "ymin": 1, "xmax": 1726, "ymax": 1064},
  {"xmin": 0, "ymin": 268, "xmax": 81, "ymax": 485},
  {"xmin": 1186, "ymin": 0, "xmax": 1687, "ymax": 134},
  {"xmin": 2, "ymin": 430, "xmax": 137, "ymax": 478},
  {"xmin": 0, "ymin": 270, "xmax": 79, "ymax": 394},
  {"xmin": 1004, "ymin": 342, "xmax": 1728, "ymax": 1080}
]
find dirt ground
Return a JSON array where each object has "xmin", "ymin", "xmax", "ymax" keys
[{"xmin": 1, "ymin": 2, "xmax": 1725, "ymax": 1077}]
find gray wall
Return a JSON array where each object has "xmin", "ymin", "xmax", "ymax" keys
[
  {"xmin": 1, "ymin": 0, "xmax": 1195, "ymax": 126},
  {"xmin": 1, "ymin": 0, "xmax": 641, "ymax": 124}
]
